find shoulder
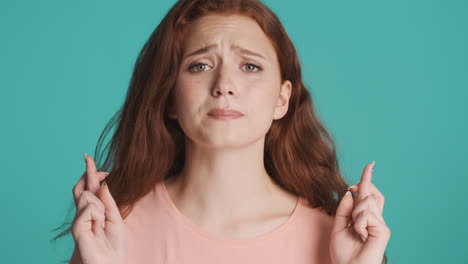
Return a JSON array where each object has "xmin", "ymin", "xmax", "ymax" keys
[
  {"xmin": 296, "ymin": 197, "xmax": 336, "ymax": 241},
  {"xmin": 292, "ymin": 198, "xmax": 335, "ymax": 262}
]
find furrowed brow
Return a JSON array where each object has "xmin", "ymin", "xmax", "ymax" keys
[
  {"xmin": 183, "ymin": 44, "xmax": 266, "ymax": 60},
  {"xmin": 183, "ymin": 44, "xmax": 217, "ymax": 59},
  {"xmin": 231, "ymin": 45, "xmax": 266, "ymax": 60}
]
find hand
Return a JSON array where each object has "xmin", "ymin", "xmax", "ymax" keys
[
  {"xmin": 70, "ymin": 153, "xmax": 127, "ymax": 264},
  {"xmin": 330, "ymin": 161, "xmax": 391, "ymax": 264}
]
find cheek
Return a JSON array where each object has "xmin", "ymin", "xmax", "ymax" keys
[
  {"xmin": 174, "ymin": 79, "xmax": 206, "ymax": 111},
  {"xmin": 247, "ymin": 82, "xmax": 279, "ymax": 114},
  {"xmin": 243, "ymin": 84, "xmax": 279, "ymax": 131}
]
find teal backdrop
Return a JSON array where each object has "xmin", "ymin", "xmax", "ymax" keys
[{"xmin": 1, "ymin": 0, "xmax": 467, "ymax": 263}]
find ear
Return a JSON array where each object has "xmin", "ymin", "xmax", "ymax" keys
[{"xmin": 273, "ymin": 80, "xmax": 292, "ymax": 120}]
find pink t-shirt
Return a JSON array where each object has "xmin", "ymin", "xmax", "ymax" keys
[{"xmin": 123, "ymin": 181, "xmax": 335, "ymax": 264}]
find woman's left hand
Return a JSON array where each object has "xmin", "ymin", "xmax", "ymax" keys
[{"xmin": 329, "ymin": 161, "xmax": 391, "ymax": 264}]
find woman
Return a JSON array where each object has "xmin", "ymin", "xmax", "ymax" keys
[{"xmin": 56, "ymin": 0, "xmax": 391, "ymax": 263}]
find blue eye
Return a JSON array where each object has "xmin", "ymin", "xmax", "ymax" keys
[
  {"xmin": 243, "ymin": 63, "xmax": 262, "ymax": 72},
  {"xmin": 188, "ymin": 63, "xmax": 211, "ymax": 72},
  {"xmin": 187, "ymin": 62, "xmax": 262, "ymax": 73}
]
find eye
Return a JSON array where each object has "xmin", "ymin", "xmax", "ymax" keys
[
  {"xmin": 187, "ymin": 62, "xmax": 262, "ymax": 73},
  {"xmin": 188, "ymin": 63, "xmax": 212, "ymax": 72},
  {"xmin": 243, "ymin": 63, "xmax": 262, "ymax": 72}
]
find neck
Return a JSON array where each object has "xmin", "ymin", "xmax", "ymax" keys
[{"xmin": 164, "ymin": 136, "xmax": 295, "ymax": 222}]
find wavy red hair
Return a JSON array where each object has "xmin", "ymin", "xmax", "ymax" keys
[{"xmin": 52, "ymin": 0, "xmax": 387, "ymax": 263}]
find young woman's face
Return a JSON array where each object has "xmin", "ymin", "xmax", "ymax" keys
[{"xmin": 170, "ymin": 14, "xmax": 291, "ymax": 149}]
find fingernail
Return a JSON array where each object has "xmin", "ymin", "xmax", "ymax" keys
[
  {"xmin": 348, "ymin": 184, "xmax": 357, "ymax": 190},
  {"xmin": 344, "ymin": 191, "xmax": 351, "ymax": 196},
  {"xmin": 371, "ymin": 160, "xmax": 375, "ymax": 170},
  {"xmin": 84, "ymin": 152, "xmax": 88, "ymax": 163},
  {"xmin": 101, "ymin": 181, "xmax": 107, "ymax": 187},
  {"xmin": 360, "ymin": 235, "xmax": 366, "ymax": 242},
  {"xmin": 101, "ymin": 172, "xmax": 110, "ymax": 176}
]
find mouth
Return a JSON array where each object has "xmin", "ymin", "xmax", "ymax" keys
[
  {"xmin": 207, "ymin": 108, "xmax": 244, "ymax": 120},
  {"xmin": 208, "ymin": 114, "xmax": 243, "ymax": 120}
]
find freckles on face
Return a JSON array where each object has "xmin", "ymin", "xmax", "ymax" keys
[{"xmin": 172, "ymin": 14, "xmax": 283, "ymax": 147}]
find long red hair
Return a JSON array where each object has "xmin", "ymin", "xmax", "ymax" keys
[{"xmin": 53, "ymin": 0, "xmax": 387, "ymax": 263}]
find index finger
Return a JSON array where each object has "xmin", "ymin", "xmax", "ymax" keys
[{"xmin": 357, "ymin": 161, "xmax": 375, "ymax": 203}]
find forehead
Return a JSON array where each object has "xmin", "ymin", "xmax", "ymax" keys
[{"xmin": 182, "ymin": 14, "xmax": 277, "ymax": 61}]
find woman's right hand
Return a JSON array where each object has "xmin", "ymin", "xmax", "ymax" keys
[{"xmin": 70, "ymin": 153, "xmax": 127, "ymax": 264}]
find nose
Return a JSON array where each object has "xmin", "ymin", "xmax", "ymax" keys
[{"xmin": 211, "ymin": 65, "xmax": 237, "ymax": 97}]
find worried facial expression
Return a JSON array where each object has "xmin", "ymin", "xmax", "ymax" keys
[{"xmin": 169, "ymin": 14, "xmax": 292, "ymax": 149}]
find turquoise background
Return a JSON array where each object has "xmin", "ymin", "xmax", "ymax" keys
[{"xmin": 1, "ymin": 0, "xmax": 466, "ymax": 263}]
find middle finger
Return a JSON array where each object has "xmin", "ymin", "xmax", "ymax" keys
[
  {"xmin": 84, "ymin": 153, "xmax": 100, "ymax": 194},
  {"xmin": 73, "ymin": 170, "xmax": 109, "ymax": 206}
]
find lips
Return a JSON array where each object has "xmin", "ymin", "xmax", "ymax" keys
[{"xmin": 207, "ymin": 108, "xmax": 244, "ymax": 117}]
